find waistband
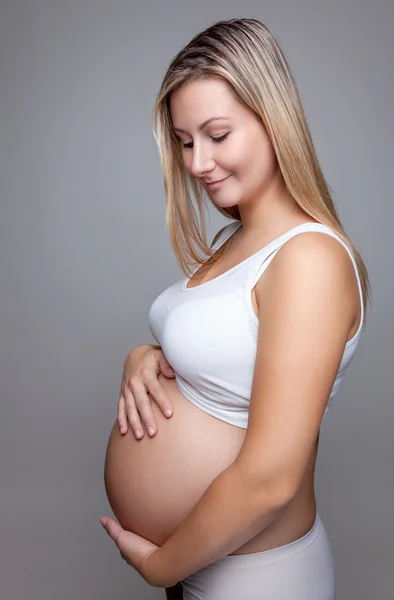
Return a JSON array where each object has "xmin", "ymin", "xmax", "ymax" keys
[{"xmin": 205, "ymin": 511, "xmax": 322, "ymax": 570}]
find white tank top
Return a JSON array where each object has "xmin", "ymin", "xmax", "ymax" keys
[{"xmin": 148, "ymin": 220, "xmax": 364, "ymax": 428}]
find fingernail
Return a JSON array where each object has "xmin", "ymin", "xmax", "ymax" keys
[
  {"xmin": 148, "ymin": 426, "xmax": 154, "ymax": 436},
  {"xmin": 135, "ymin": 429, "xmax": 143, "ymax": 439},
  {"xmin": 100, "ymin": 518, "xmax": 106, "ymax": 527},
  {"xmin": 165, "ymin": 408, "xmax": 172, "ymax": 417}
]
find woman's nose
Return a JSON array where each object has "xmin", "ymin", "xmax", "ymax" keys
[{"xmin": 189, "ymin": 143, "xmax": 215, "ymax": 178}]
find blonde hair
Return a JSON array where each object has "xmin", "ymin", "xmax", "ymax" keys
[{"xmin": 152, "ymin": 17, "xmax": 371, "ymax": 326}]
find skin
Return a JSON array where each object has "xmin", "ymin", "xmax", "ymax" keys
[
  {"xmin": 170, "ymin": 76, "xmax": 311, "ymax": 238},
  {"xmin": 119, "ymin": 75, "xmax": 307, "ymax": 442},
  {"xmin": 101, "ymin": 76, "xmax": 361, "ymax": 590},
  {"xmin": 120, "ymin": 75, "xmax": 326, "ymax": 441}
]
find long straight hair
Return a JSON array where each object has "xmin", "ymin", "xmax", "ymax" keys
[{"xmin": 152, "ymin": 18, "xmax": 371, "ymax": 325}]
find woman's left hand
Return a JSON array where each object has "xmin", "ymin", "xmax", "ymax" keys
[{"xmin": 99, "ymin": 516, "xmax": 165, "ymax": 587}]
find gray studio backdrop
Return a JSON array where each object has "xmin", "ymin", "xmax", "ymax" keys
[{"xmin": 1, "ymin": 1, "xmax": 393, "ymax": 599}]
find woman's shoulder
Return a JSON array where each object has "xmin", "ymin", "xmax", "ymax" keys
[{"xmin": 255, "ymin": 229, "xmax": 361, "ymax": 337}]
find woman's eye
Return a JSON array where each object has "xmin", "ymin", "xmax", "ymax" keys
[
  {"xmin": 212, "ymin": 133, "xmax": 229, "ymax": 144},
  {"xmin": 182, "ymin": 133, "xmax": 229, "ymax": 149}
]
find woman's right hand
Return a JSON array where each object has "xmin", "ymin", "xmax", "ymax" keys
[{"xmin": 118, "ymin": 345, "xmax": 176, "ymax": 439}]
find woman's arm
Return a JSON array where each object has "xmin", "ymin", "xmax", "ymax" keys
[{"xmin": 144, "ymin": 233, "xmax": 355, "ymax": 588}]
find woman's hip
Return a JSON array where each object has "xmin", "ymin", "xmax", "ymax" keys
[{"xmin": 181, "ymin": 512, "xmax": 336, "ymax": 600}]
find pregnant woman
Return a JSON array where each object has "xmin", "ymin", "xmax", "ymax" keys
[{"xmin": 101, "ymin": 17, "xmax": 370, "ymax": 600}]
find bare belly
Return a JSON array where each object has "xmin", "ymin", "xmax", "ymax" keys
[{"xmin": 104, "ymin": 373, "xmax": 318, "ymax": 555}]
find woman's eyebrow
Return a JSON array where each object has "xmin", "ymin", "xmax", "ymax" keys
[{"xmin": 173, "ymin": 116, "xmax": 230, "ymax": 134}]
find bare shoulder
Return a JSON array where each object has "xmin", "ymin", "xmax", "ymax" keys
[
  {"xmin": 277, "ymin": 230, "xmax": 357, "ymax": 278},
  {"xmin": 255, "ymin": 231, "xmax": 360, "ymax": 333}
]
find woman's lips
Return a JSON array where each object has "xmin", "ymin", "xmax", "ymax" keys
[{"xmin": 206, "ymin": 175, "xmax": 231, "ymax": 188}]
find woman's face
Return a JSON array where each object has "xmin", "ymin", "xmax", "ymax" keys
[{"xmin": 169, "ymin": 77, "xmax": 279, "ymax": 210}]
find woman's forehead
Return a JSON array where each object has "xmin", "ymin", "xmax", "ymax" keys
[{"xmin": 169, "ymin": 80, "xmax": 244, "ymax": 128}]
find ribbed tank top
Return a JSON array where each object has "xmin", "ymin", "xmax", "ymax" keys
[{"xmin": 148, "ymin": 220, "xmax": 364, "ymax": 428}]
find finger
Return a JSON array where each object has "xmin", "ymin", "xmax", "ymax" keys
[
  {"xmin": 100, "ymin": 516, "xmax": 124, "ymax": 544},
  {"xmin": 145, "ymin": 379, "xmax": 174, "ymax": 418},
  {"xmin": 155, "ymin": 351, "xmax": 175, "ymax": 378},
  {"xmin": 159, "ymin": 358, "xmax": 175, "ymax": 378},
  {"xmin": 125, "ymin": 399, "xmax": 146, "ymax": 439},
  {"xmin": 118, "ymin": 377, "xmax": 129, "ymax": 433},
  {"xmin": 131, "ymin": 382, "xmax": 159, "ymax": 437},
  {"xmin": 162, "ymin": 364, "xmax": 175, "ymax": 377},
  {"xmin": 124, "ymin": 379, "xmax": 147, "ymax": 438},
  {"xmin": 118, "ymin": 396, "xmax": 129, "ymax": 434}
]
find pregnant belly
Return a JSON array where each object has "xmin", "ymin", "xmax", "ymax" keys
[{"xmin": 104, "ymin": 373, "xmax": 246, "ymax": 547}]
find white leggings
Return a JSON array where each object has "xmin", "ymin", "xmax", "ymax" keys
[{"xmin": 180, "ymin": 512, "xmax": 336, "ymax": 600}]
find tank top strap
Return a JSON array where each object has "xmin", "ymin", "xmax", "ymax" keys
[{"xmin": 211, "ymin": 220, "xmax": 242, "ymax": 251}]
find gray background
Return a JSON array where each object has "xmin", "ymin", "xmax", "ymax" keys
[{"xmin": 1, "ymin": 1, "xmax": 393, "ymax": 599}]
